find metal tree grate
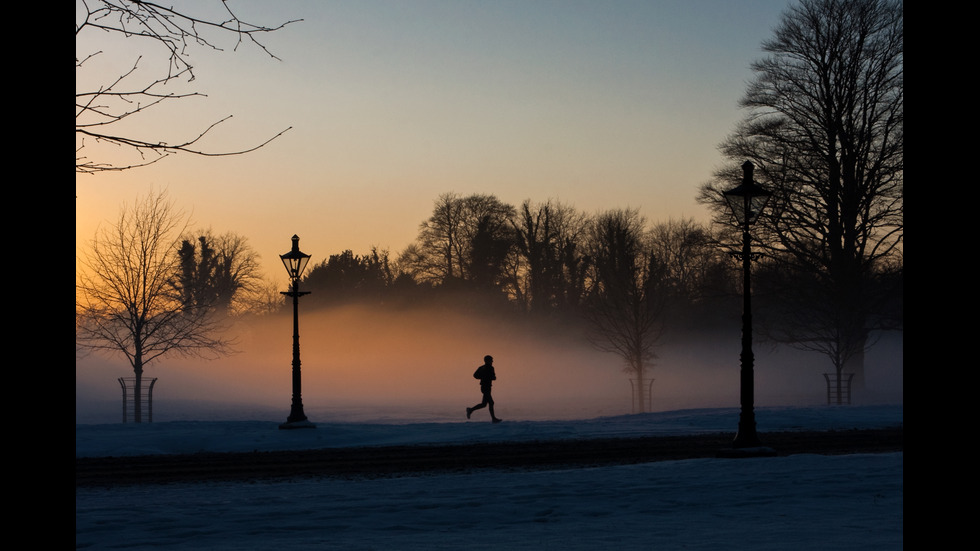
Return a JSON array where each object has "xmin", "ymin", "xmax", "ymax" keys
[
  {"xmin": 118, "ymin": 377, "xmax": 158, "ymax": 423},
  {"xmin": 822, "ymin": 373, "xmax": 854, "ymax": 405}
]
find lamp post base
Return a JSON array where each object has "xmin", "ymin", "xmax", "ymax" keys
[{"xmin": 279, "ymin": 419, "xmax": 317, "ymax": 430}]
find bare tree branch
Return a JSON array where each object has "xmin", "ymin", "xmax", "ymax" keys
[{"xmin": 76, "ymin": 0, "xmax": 301, "ymax": 174}]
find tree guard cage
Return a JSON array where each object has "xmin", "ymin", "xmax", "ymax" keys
[
  {"xmin": 823, "ymin": 373, "xmax": 854, "ymax": 405},
  {"xmin": 629, "ymin": 378, "xmax": 654, "ymax": 414},
  {"xmin": 118, "ymin": 377, "xmax": 158, "ymax": 423}
]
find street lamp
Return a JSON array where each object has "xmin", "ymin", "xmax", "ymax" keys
[
  {"xmin": 723, "ymin": 161, "xmax": 771, "ymax": 450},
  {"xmin": 279, "ymin": 234, "xmax": 315, "ymax": 430}
]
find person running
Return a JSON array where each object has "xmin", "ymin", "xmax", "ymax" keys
[{"xmin": 466, "ymin": 355, "xmax": 502, "ymax": 423}]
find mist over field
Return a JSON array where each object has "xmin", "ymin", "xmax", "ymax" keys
[{"xmin": 75, "ymin": 305, "xmax": 903, "ymax": 424}]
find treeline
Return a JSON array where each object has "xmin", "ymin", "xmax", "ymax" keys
[
  {"xmin": 296, "ymin": 192, "xmax": 743, "ymax": 334},
  {"xmin": 170, "ymin": 189, "xmax": 901, "ymax": 351}
]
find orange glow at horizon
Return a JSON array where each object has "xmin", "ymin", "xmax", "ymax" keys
[{"xmin": 75, "ymin": 303, "xmax": 904, "ymax": 423}]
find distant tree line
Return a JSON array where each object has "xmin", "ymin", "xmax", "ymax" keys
[{"xmin": 300, "ymin": 193, "xmax": 739, "ymax": 326}]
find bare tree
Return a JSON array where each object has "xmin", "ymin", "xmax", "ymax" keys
[
  {"xmin": 400, "ymin": 193, "xmax": 516, "ymax": 291},
  {"xmin": 699, "ymin": 0, "xmax": 903, "ymax": 390},
  {"xmin": 649, "ymin": 219, "xmax": 734, "ymax": 305},
  {"xmin": 76, "ymin": 190, "xmax": 234, "ymax": 422},
  {"xmin": 404, "ymin": 192, "xmax": 467, "ymax": 285},
  {"xmin": 583, "ymin": 209, "xmax": 667, "ymax": 413},
  {"xmin": 510, "ymin": 199, "xmax": 589, "ymax": 316},
  {"xmin": 250, "ymin": 279, "xmax": 287, "ymax": 316},
  {"xmin": 467, "ymin": 199, "xmax": 517, "ymax": 294},
  {"xmin": 75, "ymin": 0, "xmax": 300, "ymax": 174},
  {"xmin": 174, "ymin": 230, "xmax": 266, "ymax": 316}
]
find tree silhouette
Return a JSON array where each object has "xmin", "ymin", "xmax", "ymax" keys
[
  {"xmin": 699, "ymin": 0, "xmax": 903, "ymax": 390},
  {"xmin": 174, "ymin": 231, "xmax": 265, "ymax": 316},
  {"xmin": 582, "ymin": 209, "xmax": 667, "ymax": 413},
  {"xmin": 302, "ymin": 248, "xmax": 394, "ymax": 308},
  {"xmin": 648, "ymin": 218, "xmax": 737, "ymax": 330},
  {"xmin": 76, "ymin": 190, "xmax": 234, "ymax": 422},
  {"xmin": 511, "ymin": 199, "xmax": 589, "ymax": 316},
  {"xmin": 400, "ymin": 193, "xmax": 516, "ymax": 294}
]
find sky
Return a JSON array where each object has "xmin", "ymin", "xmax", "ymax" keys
[
  {"xmin": 75, "ymin": 405, "xmax": 904, "ymax": 549},
  {"xmin": 76, "ymin": 0, "xmax": 795, "ymax": 289}
]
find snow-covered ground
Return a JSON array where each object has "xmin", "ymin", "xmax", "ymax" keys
[{"xmin": 76, "ymin": 405, "xmax": 902, "ymax": 550}]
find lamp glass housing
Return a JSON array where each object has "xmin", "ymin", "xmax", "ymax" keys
[
  {"xmin": 280, "ymin": 235, "xmax": 311, "ymax": 280},
  {"xmin": 723, "ymin": 162, "xmax": 772, "ymax": 226},
  {"xmin": 724, "ymin": 185, "xmax": 771, "ymax": 226}
]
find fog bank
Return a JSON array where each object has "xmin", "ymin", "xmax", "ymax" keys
[{"xmin": 76, "ymin": 305, "xmax": 903, "ymax": 424}]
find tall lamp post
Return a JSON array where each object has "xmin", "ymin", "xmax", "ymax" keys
[
  {"xmin": 723, "ymin": 161, "xmax": 771, "ymax": 449},
  {"xmin": 279, "ymin": 234, "xmax": 315, "ymax": 430}
]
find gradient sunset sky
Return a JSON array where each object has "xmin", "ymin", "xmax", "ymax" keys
[{"xmin": 76, "ymin": 0, "xmax": 793, "ymax": 287}]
